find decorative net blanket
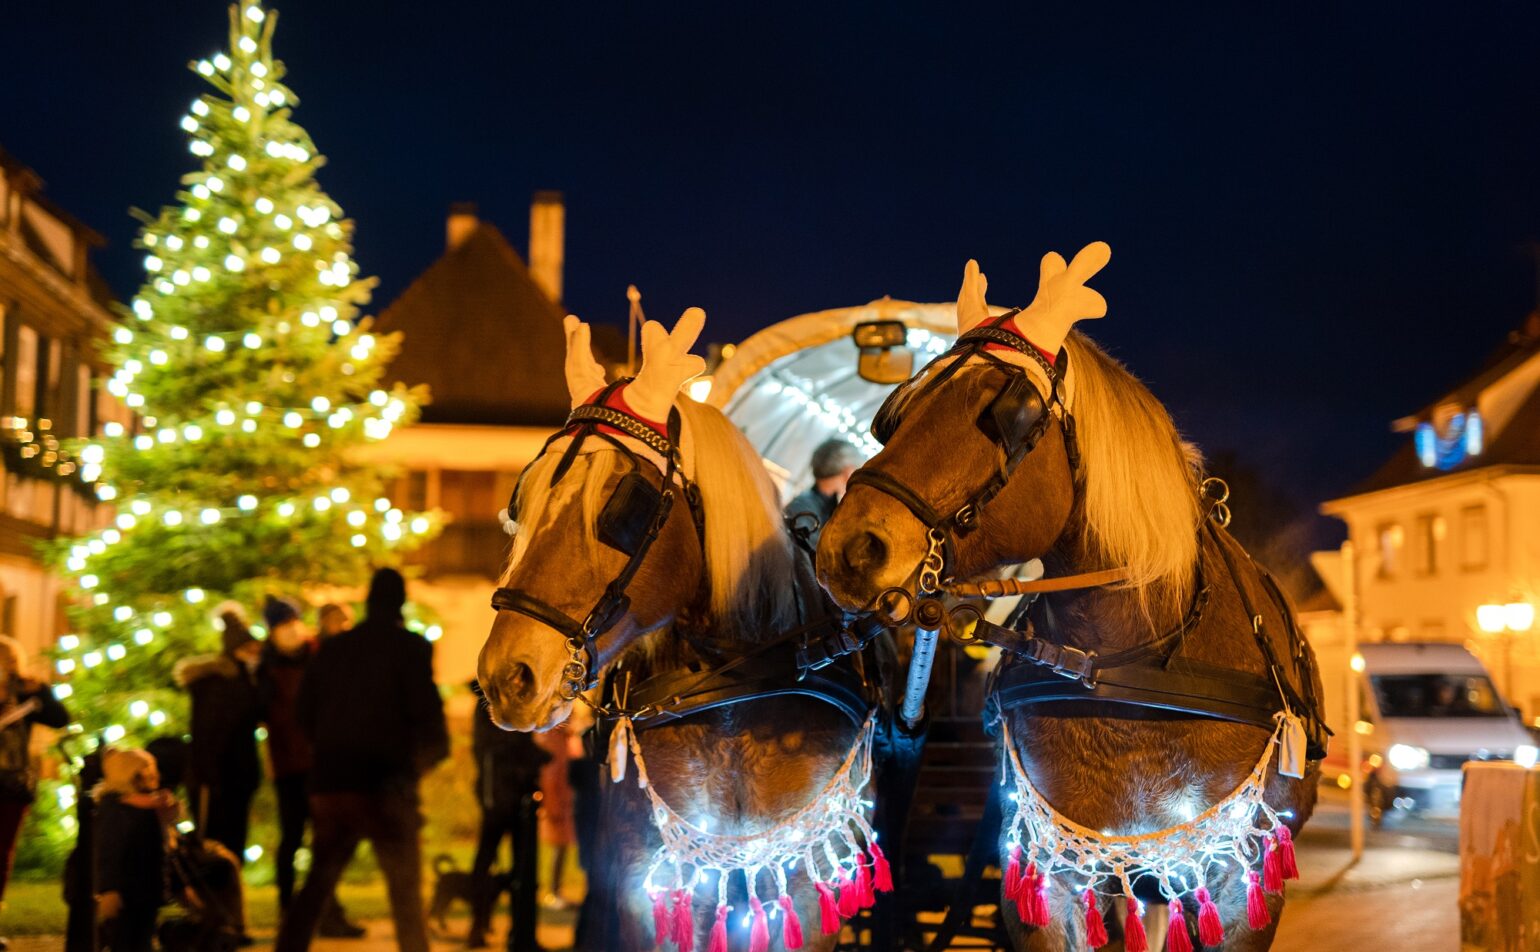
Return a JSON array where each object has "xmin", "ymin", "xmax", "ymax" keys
[
  {"xmin": 616, "ymin": 711, "xmax": 890, "ymax": 952},
  {"xmin": 1000, "ymin": 714, "xmax": 1302, "ymax": 949}
]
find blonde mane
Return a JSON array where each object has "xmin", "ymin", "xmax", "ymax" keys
[
  {"xmin": 1064, "ymin": 332, "xmax": 1200, "ymax": 613},
  {"xmin": 502, "ymin": 399, "xmax": 800, "ymax": 640}
]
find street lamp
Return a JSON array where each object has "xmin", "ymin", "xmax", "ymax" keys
[{"xmin": 1477, "ymin": 600, "xmax": 1535, "ymax": 704}]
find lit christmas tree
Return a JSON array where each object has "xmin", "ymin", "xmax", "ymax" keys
[{"xmin": 46, "ymin": 0, "xmax": 437, "ymax": 743}]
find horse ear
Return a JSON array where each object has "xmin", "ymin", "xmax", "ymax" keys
[
  {"xmin": 628, "ymin": 307, "xmax": 708, "ymax": 422},
  {"xmin": 1015, "ymin": 242, "xmax": 1111, "ymax": 355},
  {"xmin": 563, "ymin": 314, "xmax": 608, "ymax": 409},
  {"xmin": 956, "ymin": 259, "xmax": 990, "ymax": 335}
]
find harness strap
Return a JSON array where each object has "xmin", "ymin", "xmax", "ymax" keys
[
  {"xmin": 944, "ymin": 567, "xmax": 1131, "ymax": 598},
  {"xmin": 988, "ymin": 656, "xmax": 1287, "ymax": 732}
]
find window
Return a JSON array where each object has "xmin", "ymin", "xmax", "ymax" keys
[
  {"xmin": 1413, "ymin": 513, "xmax": 1442, "ymax": 576},
  {"xmin": 1377, "ymin": 522, "xmax": 1402, "ymax": 578},
  {"xmin": 12, "ymin": 325, "xmax": 36, "ymax": 419},
  {"xmin": 1371, "ymin": 674, "xmax": 1506, "ymax": 718},
  {"xmin": 1461, "ymin": 504, "xmax": 1489, "ymax": 571}
]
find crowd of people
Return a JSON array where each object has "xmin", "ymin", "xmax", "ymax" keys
[{"xmin": 40, "ymin": 567, "xmax": 584, "ymax": 952}]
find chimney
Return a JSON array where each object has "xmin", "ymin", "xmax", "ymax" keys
[
  {"xmin": 446, "ymin": 202, "xmax": 479, "ymax": 251},
  {"xmin": 528, "ymin": 190, "xmax": 564, "ymax": 305}
]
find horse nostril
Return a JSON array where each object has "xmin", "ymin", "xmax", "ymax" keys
[
  {"xmin": 842, "ymin": 530, "xmax": 889, "ymax": 574},
  {"xmin": 504, "ymin": 662, "xmax": 537, "ymax": 704}
]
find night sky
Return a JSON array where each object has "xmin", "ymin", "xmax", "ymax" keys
[{"xmin": 9, "ymin": 2, "xmax": 1540, "ymax": 542}]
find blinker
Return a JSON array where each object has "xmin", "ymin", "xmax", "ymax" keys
[{"xmin": 599, "ymin": 471, "xmax": 667, "ymax": 555}]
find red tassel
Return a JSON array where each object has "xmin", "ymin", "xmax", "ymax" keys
[
  {"xmin": 779, "ymin": 895, "xmax": 804, "ymax": 950},
  {"xmin": 651, "ymin": 891, "xmax": 672, "ymax": 948},
  {"xmin": 1276, "ymin": 825, "xmax": 1300, "ymax": 880},
  {"xmin": 748, "ymin": 896, "xmax": 770, "ymax": 952},
  {"xmin": 815, "ymin": 882, "xmax": 840, "ymax": 936},
  {"xmin": 1263, "ymin": 835, "xmax": 1284, "ymax": 893},
  {"xmin": 1124, "ymin": 897, "xmax": 1148, "ymax": 952},
  {"xmin": 1004, "ymin": 845, "xmax": 1024, "ymax": 901},
  {"xmin": 870, "ymin": 841, "xmax": 894, "ymax": 893},
  {"xmin": 1246, "ymin": 871, "xmax": 1271, "ymax": 930},
  {"xmin": 1028, "ymin": 870, "xmax": 1051, "ymax": 928},
  {"xmin": 707, "ymin": 903, "xmax": 730, "ymax": 952},
  {"xmin": 835, "ymin": 873, "xmax": 859, "ymax": 919},
  {"xmin": 1083, "ymin": 890, "xmax": 1109, "ymax": 948},
  {"xmin": 854, "ymin": 857, "xmax": 876, "ymax": 909},
  {"xmin": 672, "ymin": 889, "xmax": 695, "ymax": 952},
  {"xmin": 1195, "ymin": 887, "xmax": 1224, "ymax": 946},
  {"xmin": 1166, "ymin": 899, "xmax": 1193, "ymax": 952}
]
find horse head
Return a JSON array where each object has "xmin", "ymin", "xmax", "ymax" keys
[
  {"xmin": 478, "ymin": 311, "xmax": 710, "ymax": 731},
  {"xmin": 817, "ymin": 244, "xmax": 1114, "ymax": 611}
]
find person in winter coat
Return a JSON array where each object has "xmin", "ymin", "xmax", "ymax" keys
[
  {"xmin": 174, "ymin": 604, "xmax": 263, "ymax": 860},
  {"xmin": 256, "ymin": 597, "xmax": 362, "ymax": 938},
  {"xmin": 93, "ymin": 747, "xmax": 176, "ymax": 952},
  {"xmin": 466, "ymin": 680, "xmax": 548, "ymax": 950},
  {"xmin": 0, "ymin": 635, "xmax": 69, "ymax": 944},
  {"xmin": 275, "ymin": 569, "xmax": 448, "ymax": 952},
  {"xmin": 782, "ymin": 438, "xmax": 863, "ymax": 549}
]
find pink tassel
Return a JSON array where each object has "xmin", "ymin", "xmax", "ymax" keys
[
  {"xmin": 707, "ymin": 903, "xmax": 730, "ymax": 952},
  {"xmin": 1195, "ymin": 887, "xmax": 1224, "ymax": 946},
  {"xmin": 651, "ymin": 891, "xmax": 672, "ymax": 948},
  {"xmin": 1276, "ymin": 825, "xmax": 1300, "ymax": 880},
  {"xmin": 779, "ymin": 895, "xmax": 804, "ymax": 950},
  {"xmin": 835, "ymin": 873, "xmax": 859, "ymax": 919},
  {"xmin": 1124, "ymin": 897, "xmax": 1148, "ymax": 952},
  {"xmin": 1263, "ymin": 835, "xmax": 1284, "ymax": 893},
  {"xmin": 672, "ymin": 889, "xmax": 695, "ymax": 952},
  {"xmin": 1004, "ymin": 845, "xmax": 1024, "ymax": 901},
  {"xmin": 1084, "ymin": 890, "xmax": 1109, "ymax": 948},
  {"xmin": 870, "ymin": 841, "xmax": 894, "ymax": 893},
  {"xmin": 748, "ymin": 897, "xmax": 770, "ymax": 952},
  {"xmin": 815, "ymin": 882, "xmax": 840, "ymax": 935},
  {"xmin": 1028, "ymin": 870, "xmax": 1051, "ymax": 928},
  {"xmin": 1246, "ymin": 871, "xmax": 1271, "ymax": 930},
  {"xmin": 1166, "ymin": 899, "xmax": 1193, "ymax": 952},
  {"xmin": 854, "ymin": 857, "xmax": 876, "ymax": 909}
]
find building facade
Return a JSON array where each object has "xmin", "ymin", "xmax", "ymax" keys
[
  {"xmin": 1322, "ymin": 315, "xmax": 1540, "ymax": 720},
  {"xmin": 0, "ymin": 147, "xmax": 120, "ymax": 663},
  {"xmin": 363, "ymin": 195, "xmax": 623, "ymax": 684}
]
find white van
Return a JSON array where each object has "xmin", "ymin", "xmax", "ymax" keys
[{"xmin": 1357, "ymin": 642, "xmax": 1537, "ymax": 827}]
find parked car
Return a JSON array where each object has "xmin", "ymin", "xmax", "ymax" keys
[{"xmin": 1356, "ymin": 642, "xmax": 1537, "ymax": 827}]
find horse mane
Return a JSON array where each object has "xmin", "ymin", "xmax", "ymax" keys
[
  {"xmin": 1064, "ymin": 332, "xmax": 1200, "ymax": 615},
  {"xmin": 502, "ymin": 399, "xmax": 800, "ymax": 641}
]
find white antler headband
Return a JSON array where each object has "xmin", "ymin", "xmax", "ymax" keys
[
  {"xmin": 627, "ymin": 307, "xmax": 708, "ymax": 423},
  {"xmin": 957, "ymin": 242, "xmax": 1112, "ymax": 355},
  {"xmin": 563, "ymin": 315, "xmax": 608, "ymax": 409}
]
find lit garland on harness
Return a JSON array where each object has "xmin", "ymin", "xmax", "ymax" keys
[
  {"xmin": 999, "ymin": 715, "xmax": 1300, "ymax": 951},
  {"xmin": 614, "ymin": 712, "xmax": 891, "ymax": 952}
]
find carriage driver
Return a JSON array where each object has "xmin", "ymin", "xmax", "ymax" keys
[{"xmin": 783, "ymin": 438, "xmax": 863, "ymax": 549}]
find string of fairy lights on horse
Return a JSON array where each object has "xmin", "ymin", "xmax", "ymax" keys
[{"xmin": 613, "ymin": 714, "xmax": 889, "ymax": 952}]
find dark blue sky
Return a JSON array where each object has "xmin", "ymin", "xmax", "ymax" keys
[{"xmin": 8, "ymin": 2, "xmax": 1540, "ymax": 536}]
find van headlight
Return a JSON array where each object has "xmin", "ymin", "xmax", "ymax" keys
[
  {"xmin": 1387, "ymin": 744, "xmax": 1430, "ymax": 770},
  {"xmin": 1516, "ymin": 745, "xmax": 1538, "ymax": 769}
]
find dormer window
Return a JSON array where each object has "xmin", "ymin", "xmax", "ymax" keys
[{"xmin": 1414, "ymin": 405, "xmax": 1483, "ymax": 470}]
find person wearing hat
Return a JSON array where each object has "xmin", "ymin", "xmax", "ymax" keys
[
  {"xmin": 173, "ymin": 603, "xmax": 263, "ymax": 862},
  {"xmin": 783, "ymin": 438, "xmax": 864, "ymax": 549},
  {"xmin": 257, "ymin": 597, "xmax": 363, "ymax": 938},
  {"xmin": 93, "ymin": 747, "xmax": 177, "ymax": 952},
  {"xmin": 276, "ymin": 569, "xmax": 447, "ymax": 952}
]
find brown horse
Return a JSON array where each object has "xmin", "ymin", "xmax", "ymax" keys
[
  {"xmin": 817, "ymin": 250, "xmax": 1325, "ymax": 951},
  {"xmin": 479, "ymin": 312, "xmax": 886, "ymax": 951}
]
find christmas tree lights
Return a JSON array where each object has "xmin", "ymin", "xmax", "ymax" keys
[{"xmin": 45, "ymin": 0, "xmax": 438, "ymax": 746}]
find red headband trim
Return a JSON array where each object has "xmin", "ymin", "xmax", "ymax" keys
[
  {"xmin": 982, "ymin": 314, "xmax": 1058, "ymax": 366},
  {"xmin": 575, "ymin": 385, "xmax": 671, "ymax": 440}
]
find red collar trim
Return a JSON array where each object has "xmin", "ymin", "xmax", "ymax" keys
[
  {"xmin": 575, "ymin": 385, "xmax": 671, "ymax": 439},
  {"xmin": 981, "ymin": 315, "xmax": 1058, "ymax": 366}
]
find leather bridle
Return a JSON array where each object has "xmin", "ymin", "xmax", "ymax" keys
[
  {"xmin": 490, "ymin": 382, "xmax": 704, "ymax": 703},
  {"xmin": 848, "ymin": 311, "xmax": 1078, "ymax": 596}
]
